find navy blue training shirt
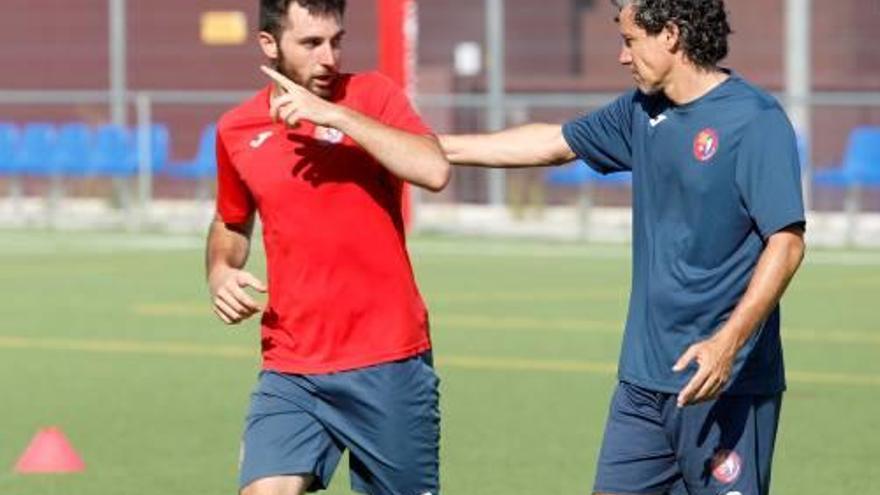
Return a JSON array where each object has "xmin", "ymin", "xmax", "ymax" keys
[{"xmin": 562, "ymin": 73, "xmax": 805, "ymax": 395}]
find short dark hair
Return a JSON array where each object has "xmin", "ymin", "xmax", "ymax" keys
[
  {"xmin": 259, "ymin": 0, "xmax": 347, "ymax": 40},
  {"xmin": 613, "ymin": 0, "xmax": 731, "ymax": 68}
]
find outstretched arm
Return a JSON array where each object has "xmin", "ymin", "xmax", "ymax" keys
[
  {"xmin": 673, "ymin": 225, "xmax": 806, "ymax": 406},
  {"xmin": 205, "ymin": 214, "xmax": 267, "ymax": 325},
  {"xmin": 262, "ymin": 66, "xmax": 450, "ymax": 192},
  {"xmin": 439, "ymin": 123, "xmax": 576, "ymax": 168},
  {"xmin": 327, "ymin": 107, "xmax": 450, "ymax": 191}
]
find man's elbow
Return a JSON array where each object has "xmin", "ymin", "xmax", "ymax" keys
[
  {"xmin": 775, "ymin": 224, "xmax": 806, "ymax": 271},
  {"xmin": 421, "ymin": 158, "xmax": 451, "ymax": 192},
  {"xmin": 425, "ymin": 160, "xmax": 452, "ymax": 192},
  {"xmin": 791, "ymin": 235, "xmax": 806, "ymax": 268}
]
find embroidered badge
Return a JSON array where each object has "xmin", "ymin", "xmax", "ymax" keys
[
  {"xmin": 693, "ymin": 128, "xmax": 719, "ymax": 162},
  {"xmin": 711, "ymin": 450, "xmax": 743, "ymax": 484},
  {"xmin": 313, "ymin": 125, "xmax": 345, "ymax": 145}
]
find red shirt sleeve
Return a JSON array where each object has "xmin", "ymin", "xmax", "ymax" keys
[
  {"xmin": 215, "ymin": 126, "xmax": 255, "ymax": 224},
  {"xmin": 375, "ymin": 76, "xmax": 432, "ymax": 136}
]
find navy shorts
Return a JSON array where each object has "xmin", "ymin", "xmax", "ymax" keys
[
  {"xmin": 594, "ymin": 381, "xmax": 782, "ymax": 495},
  {"xmin": 239, "ymin": 352, "xmax": 440, "ymax": 495}
]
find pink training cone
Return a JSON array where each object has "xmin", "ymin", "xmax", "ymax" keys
[{"xmin": 14, "ymin": 427, "xmax": 86, "ymax": 474}]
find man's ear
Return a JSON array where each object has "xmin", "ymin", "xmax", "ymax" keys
[
  {"xmin": 663, "ymin": 22, "xmax": 682, "ymax": 54},
  {"xmin": 258, "ymin": 31, "xmax": 280, "ymax": 60}
]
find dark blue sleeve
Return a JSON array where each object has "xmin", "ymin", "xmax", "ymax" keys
[
  {"xmin": 735, "ymin": 108, "xmax": 806, "ymax": 239},
  {"xmin": 561, "ymin": 91, "xmax": 635, "ymax": 174}
]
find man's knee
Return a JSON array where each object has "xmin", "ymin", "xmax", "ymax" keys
[{"xmin": 240, "ymin": 475, "xmax": 314, "ymax": 495}]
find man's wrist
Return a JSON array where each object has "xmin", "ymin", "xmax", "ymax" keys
[
  {"xmin": 323, "ymin": 103, "xmax": 350, "ymax": 130},
  {"xmin": 207, "ymin": 264, "xmax": 233, "ymax": 290},
  {"xmin": 711, "ymin": 326, "xmax": 746, "ymax": 358}
]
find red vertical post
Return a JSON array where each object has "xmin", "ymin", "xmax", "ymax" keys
[
  {"xmin": 378, "ymin": 0, "xmax": 408, "ymax": 87},
  {"xmin": 378, "ymin": 0, "xmax": 417, "ymax": 229}
]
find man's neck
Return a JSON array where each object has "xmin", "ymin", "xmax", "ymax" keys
[{"xmin": 663, "ymin": 64, "xmax": 729, "ymax": 106}]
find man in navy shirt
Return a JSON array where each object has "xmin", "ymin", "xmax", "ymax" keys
[{"xmin": 440, "ymin": 1, "xmax": 806, "ymax": 494}]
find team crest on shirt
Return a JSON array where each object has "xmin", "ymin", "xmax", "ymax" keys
[
  {"xmin": 711, "ymin": 449, "xmax": 743, "ymax": 484},
  {"xmin": 314, "ymin": 125, "xmax": 345, "ymax": 145},
  {"xmin": 693, "ymin": 128, "xmax": 720, "ymax": 162}
]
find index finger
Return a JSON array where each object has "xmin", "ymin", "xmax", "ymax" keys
[
  {"xmin": 260, "ymin": 65, "xmax": 299, "ymax": 93},
  {"xmin": 677, "ymin": 367, "xmax": 709, "ymax": 408},
  {"xmin": 673, "ymin": 344, "xmax": 698, "ymax": 372}
]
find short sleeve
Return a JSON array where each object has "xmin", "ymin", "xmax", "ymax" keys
[
  {"xmin": 562, "ymin": 91, "xmax": 636, "ymax": 174},
  {"xmin": 215, "ymin": 128, "xmax": 255, "ymax": 224},
  {"xmin": 376, "ymin": 76, "xmax": 432, "ymax": 136},
  {"xmin": 735, "ymin": 108, "xmax": 806, "ymax": 238}
]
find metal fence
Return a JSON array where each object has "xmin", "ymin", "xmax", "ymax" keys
[{"xmin": 1, "ymin": 0, "xmax": 879, "ymax": 244}]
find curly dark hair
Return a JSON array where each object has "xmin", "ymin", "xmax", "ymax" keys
[
  {"xmin": 260, "ymin": 0, "xmax": 346, "ymax": 40},
  {"xmin": 612, "ymin": 0, "xmax": 731, "ymax": 68}
]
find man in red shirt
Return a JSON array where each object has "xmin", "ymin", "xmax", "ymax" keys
[{"xmin": 205, "ymin": 1, "xmax": 450, "ymax": 494}]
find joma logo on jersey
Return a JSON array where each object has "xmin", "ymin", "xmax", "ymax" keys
[
  {"xmin": 250, "ymin": 131, "xmax": 273, "ymax": 149},
  {"xmin": 693, "ymin": 128, "xmax": 719, "ymax": 162}
]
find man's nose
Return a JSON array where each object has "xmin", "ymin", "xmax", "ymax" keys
[
  {"xmin": 619, "ymin": 45, "xmax": 632, "ymax": 65},
  {"xmin": 317, "ymin": 43, "xmax": 337, "ymax": 67}
]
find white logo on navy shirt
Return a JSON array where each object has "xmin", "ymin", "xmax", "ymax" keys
[
  {"xmin": 249, "ymin": 131, "xmax": 273, "ymax": 148},
  {"xmin": 649, "ymin": 114, "xmax": 668, "ymax": 127}
]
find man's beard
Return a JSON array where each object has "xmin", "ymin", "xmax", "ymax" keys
[
  {"xmin": 272, "ymin": 47, "xmax": 302, "ymax": 86},
  {"xmin": 273, "ymin": 48, "xmax": 336, "ymax": 99}
]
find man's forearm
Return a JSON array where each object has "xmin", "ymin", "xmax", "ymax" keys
[
  {"xmin": 673, "ymin": 225, "xmax": 805, "ymax": 406},
  {"xmin": 204, "ymin": 214, "xmax": 266, "ymax": 324},
  {"xmin": 329, "ymin": 107, "xmax": 450, "ymax": 192},
  {"xmin": 205, "ymin": 216, "xmax": 253, "ymax": 283},
  {"xmin": 712, "ymin": 226, "xmax": 806, "ymax": 351},
  {"xmin": 439, "ymin": 124, "xmax": 576, "ymax": 168}
]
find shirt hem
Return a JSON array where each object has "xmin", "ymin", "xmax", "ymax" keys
[
  {"xmin": 262, "ymin": 340, "xmax": 433, "ymax": 375},
  {"xmin": 759, "ymin": 216, "xmax": 806, "ymax": 240},
  {"xmin": 617, "ymin": 371, "xmax": 786, "ymax": 396},
  {"xmin": 593, "ymin": 487, "xmax": 665, "ymax": 495},
  {"xmin": 217, "ymin": 211, "xmax": 253, "ymax": 225}
]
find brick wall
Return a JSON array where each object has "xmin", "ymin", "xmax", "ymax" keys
[{"xmin": 1, "ymin": 0, "xmax": 878, "ymax": 168}]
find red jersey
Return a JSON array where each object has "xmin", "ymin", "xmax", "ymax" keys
[{"xmin": 215, "ymin": 72, "xmax": 432, "ymax": 374}]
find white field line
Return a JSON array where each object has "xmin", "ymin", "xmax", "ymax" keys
[
  {"xmin": 0, "ymin": 335, "xmax": 877, "ymax": 387},
  {"xmin": 130, "ymin": 304, "xmax": 880, "ymax": 346},
  {"xmin": 1, "ymin": 234, "xmax": 880, "ymax": 266}
]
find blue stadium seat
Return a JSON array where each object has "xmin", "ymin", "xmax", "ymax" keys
[
  {"xmin": 130, "ymin": 123, "xmax": 171, "ymax": 174},
  {"xmin": 163, "ymin": 123, "xmax": 217, "ymax": 179},
  {"xmin": 52, "ymin": 123, "xmax": 94, "ymax": 177},
  {"xmin": 91, "ymin": 124, "xmax": 136, "ymax": 177},
  {"xmin": 143, "ymin": 123, "xmax": 170, "ymax": 173},
  {"xmin": 0, "ymin": 122, "xmax": 20, "ymax": 176},
  {"xmin": 546, "ymin": 160, "xmax": 631, "ymax": 187},
  {"xmin": 15, "ymin": 123, "xmax": 58, "ymax": 177},
  {"xmin": 796, "ymin": 131, "xmax": 809, "ymax": 171},
  {"xmin": 814, "ymin": 126, "xmax": 880, "ymax": 187}
]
